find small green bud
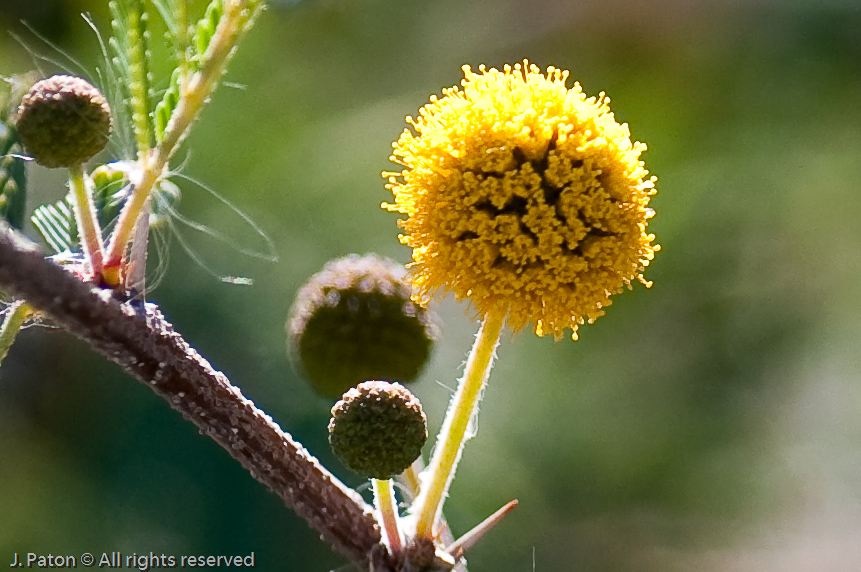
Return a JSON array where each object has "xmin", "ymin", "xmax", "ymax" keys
[
  {"xmin": 16, "ymin": 75, "xmax": 112, "ymax": 168},
  {"xmin": 287, "ymin": 254, "xmax": 438, "ymax": 399},
  {"xmin": 329, "ymin": 381, "xmax": 427, "ymax": 480}
]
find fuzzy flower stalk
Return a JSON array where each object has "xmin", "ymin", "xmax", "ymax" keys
[
  {"xmin": 383, "ymin": 61, "xmax": 658, "ymax": 539},
  {"xmin": 329, "ymin": 381, "xmax": 428, "ymax": 561},
  {"xmin": 16, "ymin": 75, "xmax": 112, "ymax": 278}
]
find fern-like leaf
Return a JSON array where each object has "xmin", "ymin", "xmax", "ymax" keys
[
  {"xmin": 109, "ymin": 0, "xmax": 156, "ymax": 156},
  {"xmin": 0, "ymin": 76, "xmax": 32, "ymax": 230},
  {"xmin": 194, "ymin": 0, "xmax": 224, "ymax": 64},
  {"xmin": 0, "ymin": 126, "xmax": 27, "ymax": 231},
  {"xmin": 151, "ymin": 0, "xmax": 189, "ymax": 67},
  {"xmin": 31, "ymin": 201, "xmax": 75, "ymax": 254},
  {"xmin": 154, "ymin": 68, "xmax": 182, "ymax": 143},
  {"xmin": 31, "ymin": 166, "xmax": 128, "ymax": 254},
  {"xmin": 153, "ymin": 0, "xmax": 224, "ymax": 143},
  {"xmin": 0, "ymin": 152, "xmax": 27, "ymax": 231}
]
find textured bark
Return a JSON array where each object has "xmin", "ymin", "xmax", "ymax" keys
[{"xmin": 0, "ymin": 221, "xmax": 391, "ymax": 571}]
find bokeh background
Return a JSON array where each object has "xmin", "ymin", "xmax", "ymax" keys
[{"xmin": 2, "ymin": 0, "xmax": 861, "ymax": 570}]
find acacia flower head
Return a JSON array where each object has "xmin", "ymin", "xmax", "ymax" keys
[
  {"xmin": 16, "ymin": 75, "xmax": 112, "ymax": 169},
  {"xmin": 384, "ymin": 61, "xmax": 658, "ymax": 339},
  {"xmin": 329, "ymin": 381, "xmax": 428, "ymax": 480}
]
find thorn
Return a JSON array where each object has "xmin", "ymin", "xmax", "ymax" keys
[{"xmin": 446, "ymin": 499, "xmax": 518, "ymax": 559}]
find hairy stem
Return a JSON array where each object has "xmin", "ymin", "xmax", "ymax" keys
[
  {"xmin": 0, "ymin": 222, "xmax": 390, "ymax": 572},
  {"xmin": 374, "ymin": 478, "xmax": 403, "ymax": 557},
  {"xmin": 412, "ymin": 311, "xmax": 505, "ymax": 539},
  {"xmin": 400, "ymin": 460, "xmax": 464, "ymax": 571},
  {"xmin": 68, "ymin": 163, "xmax": 105, "ymax": 277}
]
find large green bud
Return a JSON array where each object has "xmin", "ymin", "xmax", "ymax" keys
[{"xmin": 287, "ymin": 254, "xmax": 438, "ymax": 399}]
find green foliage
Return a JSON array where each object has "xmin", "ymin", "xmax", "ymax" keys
[
  {"xmin": 0, "ymin": 128, "xmax": 27, "ymax": 231},
  {"xmin": 0, "ymin": 78, "xmax": 30, "ymax": 230},
  {"xmin": 30, "ymin": 170, "xmax": 125, "ymax": 254},
  {"xmin": 151, "ymin": 0, "xmax": 188, "ymax": 55},
  {"xmin": 31, "ymin": 166, "xmax": 127, "ymax": 254},
  {"xmin": 154, "ymin": 68, "xmax": 181, "ymax": 143},
  {"xmin": 29, "ymin": 162, "xmax": 180, "ymax": 255},
  {"xmin": 150, "ymin": 0, "xmax": 188, "ymax": 143},
  {"xmin": 110, "ymin": 0, "xmax": 227, "ymax": 148},
  {"xmin": 194, "ymin": 0, "xmax": 224, "ymax": 64},
  {"xmin": 109, "ymin": 0, "xmax": 154, "ymax": 154},
  {"xmin": 154, "ymin": 0, "xmax": 224, "ymax": 143},
  {"xmin": 30, "ymin": 199, "xmax": 75, "ymax": 254},
  {"xmin": 14, "ymin": 0, "xmax": 253, "ymax": 264}
]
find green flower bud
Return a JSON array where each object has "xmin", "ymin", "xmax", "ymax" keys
[
  {"xmin": 287, "ymin": 254, "xmax": 438, "ymax": 399},
  {"xmin": 329, "ymin": 381, "xmax": 427, "ymax": 479},
  {"xmin": 16, "ymin": 75, "xmax": 112, "ymax": 168}
]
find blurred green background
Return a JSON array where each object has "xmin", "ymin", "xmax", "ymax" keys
[{"xmin": 2, "ymin": 0, "xmax": 861, "ymax": 570}]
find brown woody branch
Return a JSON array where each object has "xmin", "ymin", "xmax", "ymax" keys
[{"xmin": 0, "ymin": 221, "xmax": 394, "ymax": 572}]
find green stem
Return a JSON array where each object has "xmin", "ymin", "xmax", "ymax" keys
[
  {"xmin": 413, "ymin": 310, "xmax": 506, "ymax": 539},
  {"xmin": 400, "ymin": 459, "xmax": 461, "ymax": 556},
  {"xmin": 373, "ymin": 478, "xmax": 403, "ymax": 556},
  {"xmin": 0, "ymin": 300, "xmax": 30, "ymax": 366},
  {"xmin": 68, "ymin": 163, "xmax": 105, "ymax": 277},
  {"xmin": 399, "ymin": 460, "xmax": 422, "ymax": 501},
  {"xmin": 103, "ymin": 0, "xmax": 261, "ymax": 282}
]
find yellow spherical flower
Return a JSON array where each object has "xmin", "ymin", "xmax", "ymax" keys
[{"xmin": 383, "ymin": 61, "xmax": 658, "ymax": 340}]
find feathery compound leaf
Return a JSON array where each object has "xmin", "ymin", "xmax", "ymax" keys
[
  {"xmin": 109, "ymin": 0, "xmax": 155, "ymax": 155},
  {"xmin": 31, "ymin": 166, "xmax": 128, "ymax": 254},
  {"xmin": 0, "ymin": 76, "xmax": 31, "ymax": 230},
  {"xmin": 154, "ymin": 68, "xmax": 182, "ymax": 143},
  {"xmin": 0, "ymin": 150, "xmax": 27, "ymax": 231},
  {"xmin": 0, "ymin": 127, "xmax": 27, "ymax": 231},
  {"xmin": 104, "ymin": 0, "xmax": 264, "ymax": 278},
  {"xmin": 150, "ymin": 0, "xmax": 183, "ymax": 46},
  {"xmin": 154, "ymin": 0, "xmax": 223, "ymax": 143},
  {"xmin": 108, "ymin": 3, "xmax": 131, "ymax": 87},
  {"xmin": 194, "ymin": 0, "xmax": 224, "ymax": 64},
  {"xmin": 31, "ymin": 201, "xmax": 75, "ymax": 254},
  {"xmin": 151, "ymin": 0, "xmax": 190, "ymax": 68}
]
